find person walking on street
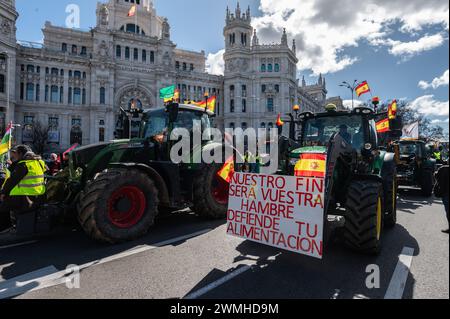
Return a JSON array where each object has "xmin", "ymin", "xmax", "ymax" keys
[{"xmin": 434, "ymin": 165, "xmax": 449, "ymax": 234}]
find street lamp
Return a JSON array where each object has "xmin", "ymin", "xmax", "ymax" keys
[
  {"xmin": 0, "ymin": 51, "xmax": 10, "ymax": 126},
  {"xmin": 339, "ymin": 80, "xmax": 358, "ymax": 109}
]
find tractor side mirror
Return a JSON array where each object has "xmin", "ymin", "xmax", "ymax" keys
[{"xmin": 166, "ymin": 103, "xmax": 179, "ymax": 123}]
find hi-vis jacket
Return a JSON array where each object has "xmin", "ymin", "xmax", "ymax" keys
[{"xmin": 9, "ymin": 160, "xmax": 46, "ymax": 196}]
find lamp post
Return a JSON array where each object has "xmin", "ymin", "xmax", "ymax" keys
[
  {"xmin": 339, "ymin": 80, "xmax": 358, "ymax": 109},
  {"xmin": 0, "ymin": 51, "xmax": 10, "ymax": 128}
]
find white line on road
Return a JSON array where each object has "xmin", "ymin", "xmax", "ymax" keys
[
  {"xmin": 0, "ymin": 229, "xmax": 211, "ymax": 299},
  {"xmin": 384, "ymin": 247, "xmax": 415, "ymax": 299},
  {"xmin": 0, "ymin": 241, "xmax": 38, "ymax": 250},
  {"xmin": 184, "ymin": 265, "xmax": 252, "ymax": 299}
]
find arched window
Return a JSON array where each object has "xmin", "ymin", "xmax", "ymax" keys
[
  {"xmin": 74, "ymin": 71, "xmax": 81, "ymax": 78},
  {"xmin": 125, "ymin": 47, "xmax": 130, "ymax": 59},
  {"xmin": 229, "ymin": 122, "xmax": 235, "ymax": 130},
  {"xmin": 261, "ymin": 122, "xmax": 266, "ymax": 129},
  {"xmin": 261, "ymin": 64, "xmax": 266, "ymax": 72},
  {"xmin": 230, "ymin": 99, "xmax": 235, "ymax": 113},
  {"xmin": 268, "ymin": 64, "xmax": 273, "ymax": 72},
  {"xmin": 36, "ymin": 84, "xmax": 40, "ymax": 101},
  {"xmin": 116, "ymin": 45, "xmax": 122, "ymax": 58},
  {"xmin": 51, "ymin": 68, "xmax": 58, "ymax": 75},
  {"xmin": 60, "ymin": 69, "xmax": 64, "ymax": 76},
  {"xmin": 71, "ymin": 45, "xmax": 78, "ymax": 54},
  {"xmin": 142, "ymin": 49, "xmax": 147, "ymax": 62},
  {"xmin": 26, "ymin": 83, "xmax": 34, "ymax": 101},
  {"xmin": 274, "ymin": 63, "xmax": 280, "ymax": 72},
  {"xmin": 133, "ymin": 48, "xmax": 139, "ymax": 61},
  {"xmin": 242, "ymin": 99, "xmax": 247, "ymax": 113},
  {"xmin": 100, "ymin": 87, "xmax": 106, "ymax": 104},
  {"xmin": 27, "ymin": 65, "xmax": 35, "ymax": 73},
  {"xmin": 70, "ymin": 124, "xmax": 82, "ymax": 145},
  {"xmin": 68, "ymin": 87, "xmax": 72, "ymax": 104}
]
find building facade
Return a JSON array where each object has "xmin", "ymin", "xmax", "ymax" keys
[{"xmin": 0, "ymin": 0, "xmax": 341, "ymax": 152}]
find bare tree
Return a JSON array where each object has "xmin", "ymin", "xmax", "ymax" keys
[{"xmin": 31, "ymin": 120, "xmax": 51, "ymax": 155}]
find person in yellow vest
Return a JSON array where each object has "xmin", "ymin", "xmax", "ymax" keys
[{"xmin": 0, "ymin": 145, "xmax": 47, "ymax": 234}]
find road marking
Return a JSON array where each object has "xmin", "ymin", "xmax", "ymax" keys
[
  {"xmin": 0, "ymin": 266, "xmax": 60, "ymax": 299},
  {"xmin": 384, "ymin": 247, "xmax": 415, "ymax": 299},
  {"xmin": 0, "ymin": 240, "xmax": 38, "ymax": 250},
  {"xmin": 184, "ymin": 265, "xmax": 252, "ymax": 299},
  {"xmin": 0, "ymin": 229, "xmax": 211, "ymax": 299}
]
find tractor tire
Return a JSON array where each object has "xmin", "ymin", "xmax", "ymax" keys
[
  {"xmin": 77, "ymin": 168, "xmax": 159, "ymax": 244},
  {"xmin": 383, "ymin": 163, "xmax": 398, "ymax": 228},
  {"xmin": 193, "ymin": 164, "xmax": 229, "ymax": 219},
  {"xmin": 420, "ymin": 168, "xmax": 434, "ymax": 197},
  {"xmin": 344, "ymin": 180, "xmax": 385, "ymax": 255}
]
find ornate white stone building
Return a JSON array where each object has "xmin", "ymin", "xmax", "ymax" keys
[{"xmin": 0, "ymin": 0, "xmax": 341, "ymax": 152}]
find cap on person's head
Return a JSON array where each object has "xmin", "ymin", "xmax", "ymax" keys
[{"xmin": 10, "ymin": 145, "xmax": 31, "ymax": 157}]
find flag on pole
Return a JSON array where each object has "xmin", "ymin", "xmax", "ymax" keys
[
  {"xmin": 160, "ymin": 85, "xmax": 176, "ymax": 102},
  {"xmin": 355, "ymin": 81, "xmax": 371, "ymax": 97},
  {"xmin": 376, "ymin": 118, "xmax": 390, "ymax": 133},
  {"xmin": 128, "ymin": 5, "xmax": 137, "ymax": 17},
  {"xmin": 388, "ymin": 99, "xmax": 398, "ymax": 120},
  {"xmin": 402, "ymin": 122, "xmax": 419, "ymax": 140},
  {"xmin": 0, "ymin": 122, "xmax": 13, "ymax": 156},
  {"xmin": 191, "ymin": 96, "xmax": 217, "ymax": 113},
  {"xmin": 217, "ymin": 156, "xmax": 234, "ymax": 183}
]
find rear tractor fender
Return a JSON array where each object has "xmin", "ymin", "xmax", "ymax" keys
[{"xmin": 108, "ymin": 163, "xmax": 170, "ymax": 206}]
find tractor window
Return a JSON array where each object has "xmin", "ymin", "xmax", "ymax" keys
[
  {"xmin": 302, "ymin": 115, "xmax": 363, "ymax": 148},
  {"xmin": 142, "ymin": 109, "xmax": 168, "ymax": 138},
  {"xmin": 399, "ymin": 144, "xmax": 418, "ymax": 155}
]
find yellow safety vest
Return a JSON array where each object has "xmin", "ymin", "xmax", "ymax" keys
[{"xmin": 10, "ymin": 160, "xmax": 46, "ymax": 196}]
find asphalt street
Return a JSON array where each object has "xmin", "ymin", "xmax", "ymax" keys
[{"xmin": 0, "ymin": 187, "xmax": 448, "ymax": 299}]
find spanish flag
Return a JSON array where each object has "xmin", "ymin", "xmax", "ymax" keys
[
  {"xmin": 294, "ymin": 153, "xmax": 327, "ymax": 178},
  {"xmin": 356, "ymin": 81, "xmax": 371, "ymax": 97},
  {"xmin": 0, "ymin": 122, "xmax": 13, "ymax": 156},
  {"xmin": 192, "ymin": 96, "xmax": 217, "ymax": 113},
  {"xmin": 388, "ymin": 100, "xmax": 398, "ymax": 120},
  {"xmin": 376, "ymin": 118, "xmax": 390, "ymax": 133},
  {"xmin": 128, "ymin": 5, "xmax": 137, "ymax": 17},
  {"xmin": 276, "ymin": 113, "xmax": 284, "ymax": 127},
  {"xmin": 217, "ymin": 156, "xmax": 234, "ymax": 183}
]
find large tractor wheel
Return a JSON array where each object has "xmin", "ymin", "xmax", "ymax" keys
[
  {"xmin": 420, "ymin": 168, "xmax": 434, "ymax": 197},
  {"xmin": 193, "ymin": 164, "xmax": 229, "ymax": 219},
  {"xmin": 383, "ymin": 163, "xmax": 398, "ymax": 228},
  {"xmin": 344, "ymin": 180, "xmax": 385, "ymax": 255},
  {"xmin": 77, "ymin": 168, "xmax": 159, "ymax": 244}
]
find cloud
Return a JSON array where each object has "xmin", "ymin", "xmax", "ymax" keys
[
  {"xmin": 408, "ymin": 95, "xmax": 449, "ymax": 117},
  {"xmin": 419, "ymin": 69, "xmax": 449, "ymax": 90},
  {"xmin": 206, "ymin": 49, "xmax": 225, "ymax": 76},
  {"xmin": 387, "ymin": 33, "xmax": 446, "ymax": 58},
  {"xmin": 250, "ymin": 0, "xmax": 448, "ymax": 74}
]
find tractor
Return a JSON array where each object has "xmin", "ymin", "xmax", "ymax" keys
[
  {"xmin": 390, "ymin": 140, "xmax": 436, "ymax": 197},
  {"xmin": 1, "ymin": 103, "xmax": 236, "ymax": 244},
  {"xmin": 279, "ymin": 106, "xmax": 398, "ymax": 255}
]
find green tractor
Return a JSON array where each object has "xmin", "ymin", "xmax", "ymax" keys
[
  {"xmin": 280, "ymin": 106, "xmax": 398, "ymax": 255},
  {"xmin": 391, "ymin": 140, "xmax": 436, "ymax": 197},
  {"xmin": 2, "ymin": 103, "xmax": 236, "ymax": 244}
]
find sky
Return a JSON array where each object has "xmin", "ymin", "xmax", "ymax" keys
[{"xmin": 15, "ymin": 0, "xmax": 449, "ymax": 134}]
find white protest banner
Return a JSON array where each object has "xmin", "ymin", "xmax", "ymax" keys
[{"xmin": 226, "ymin": 173, "xmax": 325, "ymax": 259}]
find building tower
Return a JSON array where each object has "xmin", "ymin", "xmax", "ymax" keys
[
  {"xmin": 0, "ymin": 0, "xmax": 18, "ymax": 128},
  {"xmin": 223, "ymin": 3, "xmax": 253, "ymax": 130}
]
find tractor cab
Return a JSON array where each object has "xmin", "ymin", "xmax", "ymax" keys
[{"xmin": 139, "ymin": 104, "xmax": 213, "ymax": 140}]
